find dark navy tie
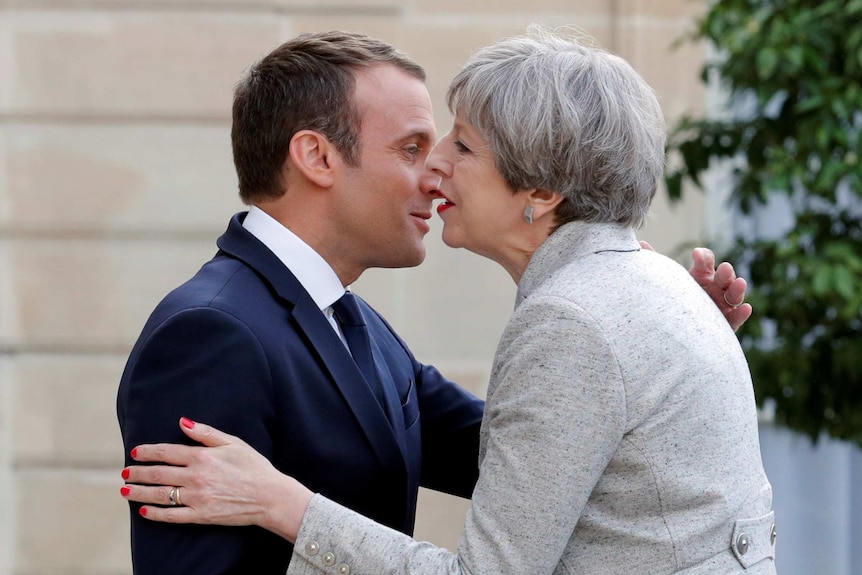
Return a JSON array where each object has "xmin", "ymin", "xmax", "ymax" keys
[{"xmin": 331, "ymin": 292, "xmax": 385, "ymax": 409}]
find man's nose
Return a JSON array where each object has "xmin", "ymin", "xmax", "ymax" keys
[{"xmin": 420, "ymin": 171, "xmax": 444, "ymax": 198}]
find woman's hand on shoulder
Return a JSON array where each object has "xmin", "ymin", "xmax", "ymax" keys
[{"xmin": 120, "ymin": 418, "xmax": 311, "ymax": 543}]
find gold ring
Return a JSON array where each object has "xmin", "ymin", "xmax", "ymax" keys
[{"xmin": 723, "ymin": 292, "xmax": 743, "ymax": 308}]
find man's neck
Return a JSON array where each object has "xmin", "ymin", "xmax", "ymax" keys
[{"xmin": 252, "ymin": 201, "xmax": 363, "ymax": 287}]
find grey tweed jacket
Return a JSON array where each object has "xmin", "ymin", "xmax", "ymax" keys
[{"xmin": 289, "ymin": 222, "xmax": 777, "ymax": 575}]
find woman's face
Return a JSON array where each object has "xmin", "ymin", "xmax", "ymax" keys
[{"xmin": 426, "ymin": 117, "xmax": 529, "ymax": 259}]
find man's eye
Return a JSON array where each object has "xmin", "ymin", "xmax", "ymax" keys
[{"xmin": 405, "ymin": 145, "xmax": 420, "ymax": 155}]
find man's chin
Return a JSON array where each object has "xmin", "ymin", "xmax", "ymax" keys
[{"xmin": 376, "ymin": 248, "xmax": 426, "ymax": 270}]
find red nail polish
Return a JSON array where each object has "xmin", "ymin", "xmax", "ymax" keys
[
  {"xmin": 121, "ymin": 468, "xmax": 130, "ymax": 480},
  {"xmin": 120, "ymin": 486, "xmax": 131, "ymax": 497},
  {"xmin": 181, "ymin": 417, "xmax": 195, "ymax": 429},
  {"xmin": 130, "ymin": 448, "xmax": 138, "ymax": 459},
  {"xmin": 140, "ymin": 507, "xmax": 148, "ymax": 517}
]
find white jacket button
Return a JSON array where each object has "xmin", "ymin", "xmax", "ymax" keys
[
  {"xmin": 305, "ymin": 541, "xmax": 320, "ymax": 556},
  {"xmin": 736, "ymin": 533, "xmax": 749, "ymax": 555},
  {"xmin": 336, "ymin": 563, "xmax": 350, "ymax": 575},
  {"xmin": 322, "ymin": 552, "xmax": 336, "ymax": 566}
]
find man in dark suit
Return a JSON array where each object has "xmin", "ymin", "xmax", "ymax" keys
[
  {"xmin": 117, "ymin": 31, "xmax": 484, "ymax": 574},
  {"xmin": 117, "ymin": 30, "xmax": 751, "ymax": 574}
]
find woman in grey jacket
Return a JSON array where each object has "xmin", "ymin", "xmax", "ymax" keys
[{"xmin": 122, "ymin": 27, "xmax": 776, "ymax": 574}]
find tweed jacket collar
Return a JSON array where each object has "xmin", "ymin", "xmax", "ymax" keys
[{"xmin": 516, "ymin": 221, "xmax": 640, "ymax": 307}]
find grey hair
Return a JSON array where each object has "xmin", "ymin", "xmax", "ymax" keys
[{"xmin": 446, "ymin": 26, "xmax": 666, "ymax": 228}]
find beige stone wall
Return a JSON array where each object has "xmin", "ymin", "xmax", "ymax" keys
[{"xmin": 0, "ymin": 1, "xmax": 708, "ymax": 572}]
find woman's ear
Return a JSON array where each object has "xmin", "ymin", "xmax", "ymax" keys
[
  {"xmin": 526, "ymin": 188, "xmax": 565, "ymax": 220},
  {"xmin": 285, "ymin": 130, "xmax": 341, "ymax": 188}
]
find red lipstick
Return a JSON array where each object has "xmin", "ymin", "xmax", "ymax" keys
[{"xmin": 437, "ymin": 201, "xmax": 454, "ymax": 215}]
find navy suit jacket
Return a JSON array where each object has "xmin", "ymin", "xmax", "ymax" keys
[{"xmin": 117, "ymin": 213, "xmax": 485, "ymax": 574}]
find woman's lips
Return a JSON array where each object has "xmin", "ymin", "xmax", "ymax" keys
[{"xmin": 437, "ymin": 201, "xmax": 455, "ymax": 215}]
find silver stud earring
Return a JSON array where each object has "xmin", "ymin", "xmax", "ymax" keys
[{"xmin": 523, "ymin": 205, "xmax": 534, "ymax": 225}]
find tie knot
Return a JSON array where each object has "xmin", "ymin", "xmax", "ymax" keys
[{"xmin": 332, "ymin": 292, "xmax": 365, "ymax": 326}]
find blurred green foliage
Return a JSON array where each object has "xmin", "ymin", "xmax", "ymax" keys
[{"xmin": 667, "ymin": 0, "xmax": 862, "ymax": 446}]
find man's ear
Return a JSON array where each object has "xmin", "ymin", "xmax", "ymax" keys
[
  {"xmin": 527, "ymin": 188, "xmax": 565, "ymax": 220},
  {"xmin": 286, "ymin": 130, "xmax": 341, "ymax": 188}
]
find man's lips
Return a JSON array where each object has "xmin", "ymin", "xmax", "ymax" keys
[{"xmin": 410, "ymin": 211, "xmax": 432, "ymax": 232}]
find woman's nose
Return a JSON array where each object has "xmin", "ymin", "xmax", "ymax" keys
[
  {"xmin": 425, "ymin": 137, "xmax": 452, "ymax": 179},
  {"xmin": 420, "ymin": 170, "xmax": 444, "ymax": 198}
]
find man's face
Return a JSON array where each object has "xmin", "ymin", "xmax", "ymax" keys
[{"xmin": 333, "ymin": 64, "xmax": 439, "ymax": 272}]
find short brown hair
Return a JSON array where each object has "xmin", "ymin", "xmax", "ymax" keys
[{"xmin": 232, "ymin": 31, "xmax": 426, "ymax": 204}]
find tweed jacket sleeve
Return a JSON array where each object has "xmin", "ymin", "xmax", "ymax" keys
[{"xmin": 288, "ymin": 292, "xmax": 625, "ymax": 575}]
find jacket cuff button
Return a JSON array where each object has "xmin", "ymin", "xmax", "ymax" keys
[{"xmin": 736, "ymin": 532, "xmax": 749, "ymax": 555}]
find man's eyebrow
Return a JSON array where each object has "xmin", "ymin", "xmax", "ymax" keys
[{"xmin": 397, "ymin": 129, "xmax": 435, "ymax": 145}]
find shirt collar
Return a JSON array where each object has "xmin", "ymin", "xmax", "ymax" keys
[{"xmin": 242, "ymin": 206, "xmax": 346, "ymax": 310}]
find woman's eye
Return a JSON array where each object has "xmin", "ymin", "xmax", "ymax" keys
[{"xmin": 454, "ymin": 140, "xmax": 470, "ymax": 153}]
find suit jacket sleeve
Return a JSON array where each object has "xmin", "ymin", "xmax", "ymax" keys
[
  {"xmin": 287, "ymin": 295, "xmax": 625, "ymax": 575},
  {"xmin": 119, "ymin": 307, "xmax": 291, "ymax": 575},
  {"xmin": 414, "ymin": 360, "xmax": 483, "ymax": 498}
]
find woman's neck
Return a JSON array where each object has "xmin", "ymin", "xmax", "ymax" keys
[{"xmin": 485, "ymin": 225, "xmax": 554, "ymax": 285}]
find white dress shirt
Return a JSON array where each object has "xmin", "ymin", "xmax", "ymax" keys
[{"xmin": 242, "ymin": 206, "xmax": 348, "ymax": 343}]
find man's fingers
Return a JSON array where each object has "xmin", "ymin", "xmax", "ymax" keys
[
  {"xmin": 689, "ymin": 247, "xmax": 717, "ymax": 284},
  {"xmin": 685, "ymin": 249, "xmax": 751, "ymax": 332},
  {"xmin": 713, "ymin": 261, "xmax": 739, "ymax": 290},
  {"xmin": 693, "ymin": 253, "xmax": 748, "ymax": 308},
  {"xmin": 726, "ymin": 303, "xmax": 753, "ymax": 333},
  {"xmin": 722, "ymin": 277, "xmax": 748, "ymax": 308}
]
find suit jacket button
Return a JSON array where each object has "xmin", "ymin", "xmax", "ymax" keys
[
  {"xmin": 323, "ymin": 552, "xmax": 336, "ymax": 566},
  {"xmin": 736, "ymin": 532, "xmax": 749, "ymax": 555},
  {"xmin": 336, "ymin": 563, "xmax": 350, "ymax": 575},
  {"xmin": 305, "ymin": 541, "xmax": 320, "ymax": 556}
]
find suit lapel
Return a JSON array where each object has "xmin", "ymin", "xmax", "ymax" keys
[
  {"xmin": 291, "ymin": 302, "xmax": 405, "ymax": 469},
  {"xmin": 369, "ymin": 338, "xmax": 407, "ymax": 441},
  {"xmin": 216, "ymin": 213, "xmax": 405, "ymax": 470}
]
